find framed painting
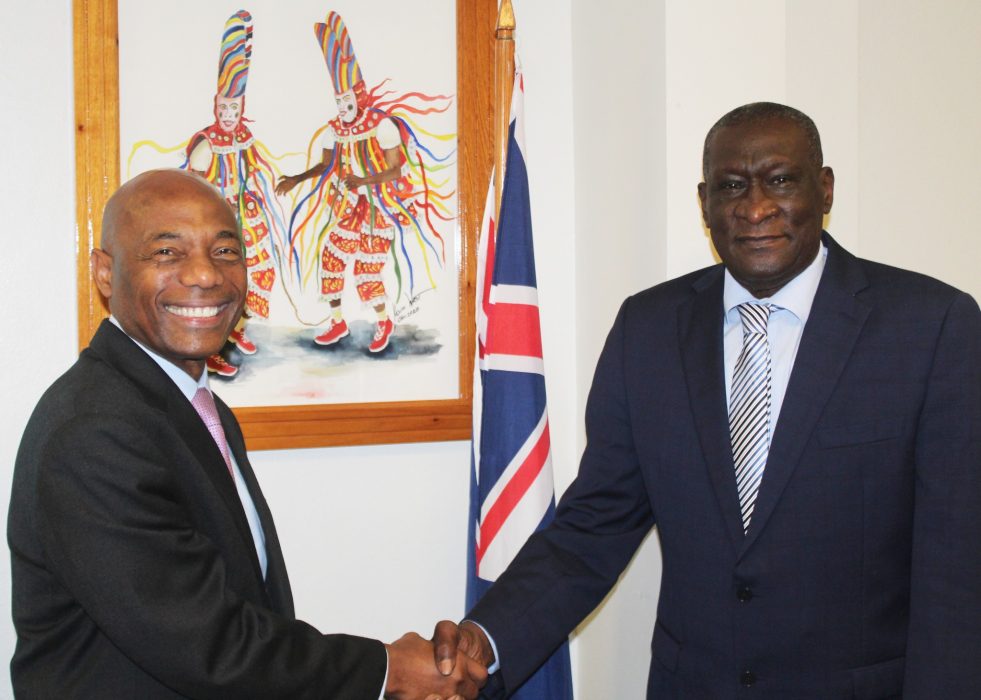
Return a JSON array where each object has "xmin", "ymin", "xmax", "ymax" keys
[{"xmin": 74, "ymin": 0, "xmax": 495, "ymax": 448}]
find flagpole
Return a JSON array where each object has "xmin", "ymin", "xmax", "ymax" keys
[
  {"xmin": 470, "ymin": 31, "xmax": 576, "ymax": 694},
  {"xmin": 493, "ymin": 0, "xmax": 516, "ymax": 221}
]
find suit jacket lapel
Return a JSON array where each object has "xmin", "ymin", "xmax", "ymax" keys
[
  {"xmin": 740, "ymin": 235, "xmax": 871, "ymax": 555},
  {"xmin": 219, "ymin": 400, "xmax": 295, "ymax": 617},
  {"xmin": 166, "ymin": 389, "xmax": 265, "ymax": 574},
  {"xmin": 90, "ymin": 321, "xmax": 269, "ymax": 590},
  {"xmin": 680, "ymin": 267, "xmax": 746, "ymax": 552}
]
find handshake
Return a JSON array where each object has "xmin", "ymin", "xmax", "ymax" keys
[{"xmin": 384, "ymin": 620, "xmax": 495, "ymax": 700}]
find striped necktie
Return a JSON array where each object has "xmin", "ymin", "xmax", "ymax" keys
[
  {"xmin": 729, "ymin": 302, "xmax": 774, "ymax": 532},
  {"xmin": 191, "ymin": 387, "xmax": 234, "ymax": 479}
]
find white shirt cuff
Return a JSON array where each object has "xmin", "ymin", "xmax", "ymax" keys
[{"xmin": 465, "ymin": 620, "xmax": 501, "ymax": 675}]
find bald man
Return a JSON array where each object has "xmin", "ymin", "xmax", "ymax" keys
[{"xmin": 7, "ymin": 170, "xmax": 485, "ymax": 699}]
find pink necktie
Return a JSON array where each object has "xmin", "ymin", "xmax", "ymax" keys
[{"xmin": 191, "ymin": 387, "xmax": 234, "ymax": 479}]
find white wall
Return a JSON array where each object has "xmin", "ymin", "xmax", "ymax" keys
[
  {"xmin": 568, "ymin": 1, "xmax": 665, "ymax": 697},
  {"xmin": 1, "ymin": 2, "xmax": 978, "ymax": 699},
  {"xmin": 0, "ymin": 4, "xmax": 79, "ymax": 697},
  {"xmin": 855, "ymin": 0, "xmax": 981, "ymax": 293}
]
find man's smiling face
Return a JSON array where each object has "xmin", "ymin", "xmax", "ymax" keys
[{"xmin": 93, "ymin": 170, "xmax": 247, "ymax": 378}]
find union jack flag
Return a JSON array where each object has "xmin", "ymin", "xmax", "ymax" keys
[{"xmin": 466, "ymin": 68, "xmax": 573, "ymax": 699}]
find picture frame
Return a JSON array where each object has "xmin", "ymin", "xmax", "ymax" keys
[{"xmin": 73, "ymin": 0, "xmax": 495, "ymax": 449}]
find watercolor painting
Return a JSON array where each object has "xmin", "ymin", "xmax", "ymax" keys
[{"xmin": 120, "ymin": 1, "xmax": 458, "ymax": 408}]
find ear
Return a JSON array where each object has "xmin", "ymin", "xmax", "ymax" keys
[
  {"xmin": 91, "ymin": 248, "xmax": 113, "ymax": 301},
  {"xmin": 820, "ymin": 166, "xmax": 835, "ymax": 214},
  {"xmin": 697, "ymin": 182, "xmax": 709, "ymax": 227}
]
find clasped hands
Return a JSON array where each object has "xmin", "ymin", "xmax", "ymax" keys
[{"xmin": 384, "ymin": 620, "xmax": 495, "ymax": 700}]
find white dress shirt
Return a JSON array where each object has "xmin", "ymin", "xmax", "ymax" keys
[{"xmin": 723, "ymin": 243, "xmax": 827, "ymax": 436}]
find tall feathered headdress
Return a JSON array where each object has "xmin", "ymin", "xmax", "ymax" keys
[
  {"xmin": 216, "ymin": 10, "xmax": 253, "ymax": 97},
  {"xmin": 315, "ymin": 11, "xmax": 364, "ymax": 95}
]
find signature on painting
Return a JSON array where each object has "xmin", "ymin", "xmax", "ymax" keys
[{"xmin": 395, "ymin": 288, "xmax": 436, "ymax": 324}]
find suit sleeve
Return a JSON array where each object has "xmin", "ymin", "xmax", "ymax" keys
[
  {"xmin": 35, "ymin": 412, "xmax": 386, "ymax": 700},
  {"xmin": 904, "ymin": 291, "xmax": 981, "ymax": 697},
  {"xmin": 469, "ymin": 298, "xmax": 656, "ymax": 694}
]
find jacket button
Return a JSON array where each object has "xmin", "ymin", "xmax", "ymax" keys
[
  {"xmin": 740, "ymin": 670, "xmax": 756, "ymax": 687},
  {"xmin": 737, "ymin": 585, "xmax": 753, "ymax": 602}
]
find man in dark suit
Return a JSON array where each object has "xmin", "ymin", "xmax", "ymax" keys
[
  {"xmin": 8, "ymin": 169, "xmax": 485, "ymax": 699},
  {"xmin": 433, "ymin": 103, "xmax": 981, "ymax": 698}
]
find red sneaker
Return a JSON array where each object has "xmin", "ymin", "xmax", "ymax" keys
[
  {"xmin": 314, "ymin": 319, "xmax": 349, "ymax": 346},
  {"xmin": 230, "ymin": 328, "xmax": 257, "ymax": 355},
  {"xmin": 206, "ymin": 354, "xmax": 238, "ymax": 377},
  {"xmin": 368, "ymin": 318, "xmax": 394, "ymax": 353}
]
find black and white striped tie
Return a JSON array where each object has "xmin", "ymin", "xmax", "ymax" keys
[{"xmin": 729, "ymin": 302, "xmax": 774, "ymax": 533}]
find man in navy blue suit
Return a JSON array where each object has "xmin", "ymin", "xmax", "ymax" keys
[{"xmin": 433, "ymin": 102, "xmax": 981, "ymax": 698}]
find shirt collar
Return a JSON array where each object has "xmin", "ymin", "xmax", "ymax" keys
[
  {"xmin": 108, "ymin": 316, "xmax": 209, "ymax": 401},
  {"xmin": 723, "ymin": 241, "xmax": 828, "ymax": 324}
]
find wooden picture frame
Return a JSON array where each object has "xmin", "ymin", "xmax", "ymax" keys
[{"xmin": 73, "ymin": 0, "xmax": 495, "ymax": 449}]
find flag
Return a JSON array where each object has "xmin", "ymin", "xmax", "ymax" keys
[{"xmin": 467, "ymin": 67, "xmax": 574, "ymax": 700}]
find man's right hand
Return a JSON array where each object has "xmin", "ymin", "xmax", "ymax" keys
[
  {"xmin": 385, "ymin": 631, "xmax": 487, "ymax": 700},
  {"xmin": 432, "ymin": 620, "xmax": 496, "ymax": 678}
]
